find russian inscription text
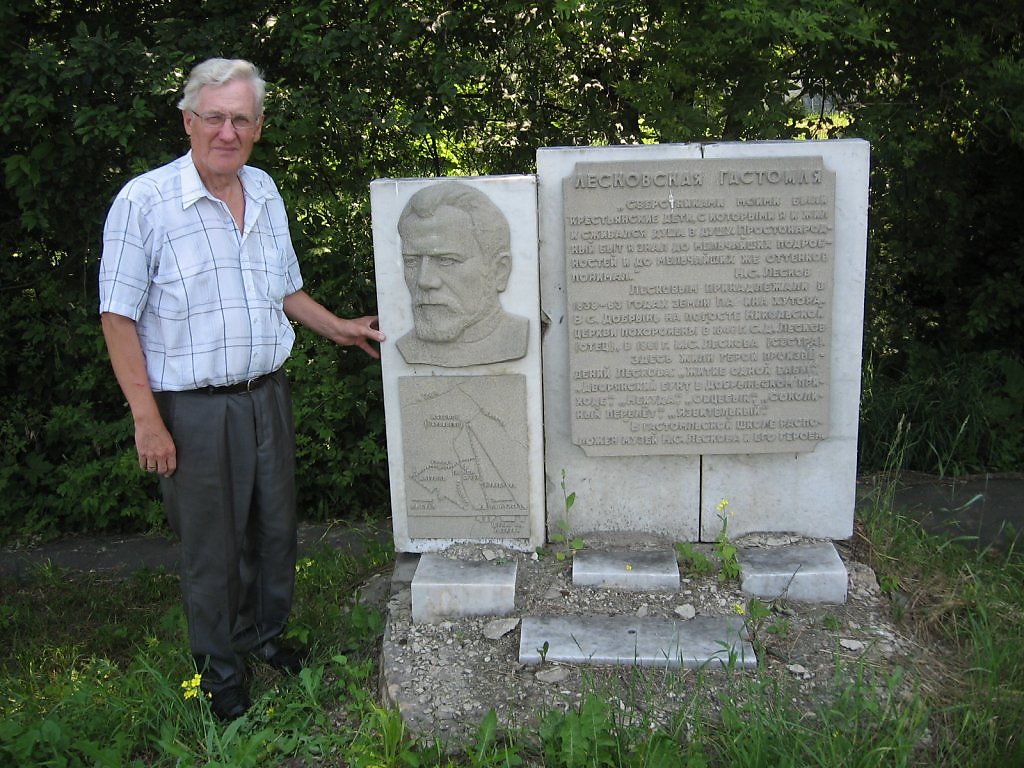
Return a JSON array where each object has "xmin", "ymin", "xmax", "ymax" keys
[{"xmin": 564, "ymin": 157, "xmax": 835, "ymax": 456}]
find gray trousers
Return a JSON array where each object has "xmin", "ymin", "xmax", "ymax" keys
[{"xmin": 156, "ymin": 369, "xmax": 297, "ymax": 691}]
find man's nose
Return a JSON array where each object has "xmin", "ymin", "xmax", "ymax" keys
[
  {"xmin": 216, "ymin": 120, "xmax": 240, "ymax": 140},
  {"xmin": 416, "ymin": 256, "xmax": 443, "ymax": 288}
]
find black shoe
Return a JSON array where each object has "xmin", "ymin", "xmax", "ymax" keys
[
  {"xmin": 210, "ymin": 685, "xmax": 250, "ymax": 721},
  {"xmin": 264, "ymin": 646, "xmax": 307, "ymax": 675}
]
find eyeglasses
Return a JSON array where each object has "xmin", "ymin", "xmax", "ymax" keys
[{"xmin": 190, "ymin": 110, "xmax": 259, "ymax": 132}]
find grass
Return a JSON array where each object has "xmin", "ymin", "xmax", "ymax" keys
[
  {"xmin": 2, "ymin": 502, "xmax": 1023, "ymax": 766},
  {"xmin": 0, "ymin": 542, "xmax": 395, "ymax": 767},
  {"xmin": 854, "ymin": 496, "xmax": 1024, "ymax": 765}
]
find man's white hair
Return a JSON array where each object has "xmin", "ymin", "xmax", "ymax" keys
[{"xmin": 177, "ymin": 58, "xmax": 266, "ymax": 114}]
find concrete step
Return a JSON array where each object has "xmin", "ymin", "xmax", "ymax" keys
[
  {"xmin": 411, "ymin": 553, "xmax": 517, "ymax": 623},
  {"xmin": 738, "ymin": 542, "xmax": 847, "ymax": 603},
  {"xmin": 408, "ymin": 540, "xmax": 846, "ymax": 626},
  {"xmin": 519, "ymin": 614, "xmax": 756, "ymax": 669},
  {"xmin": 572, "ymin": 547, "xmax": 680, "ymax": 591}
]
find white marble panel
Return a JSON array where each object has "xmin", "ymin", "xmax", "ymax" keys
[
  {"xmin": 519, "ymin": 614, "xmax": 756, "ymax": 668},
  {"xmin": 738, "ymin": 542, "xmax": 848, "ymax": 603},
  {"xmin": 539, "ymin": 141, "xmax": 868, "ymax": 542},
  {"xmin": 411, "ymin": 554, "xmax": 518, "ymax": 623},
  {"xmin": 372, "ymin": 175, "xmax": 545, "ymax": 552},
  {"xmin": 572, "ymin": 548, "xmax": 681, "ymax": 591}
]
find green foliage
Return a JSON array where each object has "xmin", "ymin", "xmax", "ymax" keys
[
  {"xmin": 860, "ymin": 349, "xmax": 1024, "ymax": 475},
  {"xmin": 548, "ymin": 469, "xmax": 585, "ymax": 561},
  {"xmin": 2, "ymin": 0, "xmax": 1023, "ymax": 541},
  {"xmin": 713, "ymin": 500, "xmax": 740, "ymax": 582},
  {"xmin": 538, "ymin": 694, "xmax": 622, "ymax": 767},
  {"xmin": 465, "ymin": 709, "xmax": 523, "ymax": 768},
  {"xmin": 858, "ymin": 493, "xmax": 1024, "ymax": 764},
  {"xmin": 675, "ymin": 541, "xmax": 712, "ymax": 577},
  {"xmin": 852, "ymin": 1, "xmax": 1024, "ymax": 473},
  {"xmin": 859, "ymin": 1, "xmax": 1024, "ymax": 356},
  {"xmin": 536, "ymin": 692, "xmax": 704, "ymax": 766},
  {"xmin": 4, "ymin": 526, "xmax": 1024, "ymax": 766},
  {"xmin": 0, "ymin": 546, "xmax": 393, "ymax": 768},
  {"xmin": 618, "ymin": 0, "xmax": 891, "ymax": 141},
  {"xmin": 349, "ymin": 704, "xmax": 424, "ymax": 768},
  {"xmin": 707, "ymin": 669, "xmax": 931, "ymax": 767},
  {"xmin": 287, "ymin": 543, "xmax": 390, "ymax": 647},
  {"xmin": 0, "ymin": 281, "xmax": 166, "ymax": 541},
  {"xmin": 740, "ymin": 596, "xmax": 786, "ymax": 659}
]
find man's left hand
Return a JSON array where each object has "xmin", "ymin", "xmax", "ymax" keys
[
  {"xmin": 283, "ymin": 290, "xmax": 385, "ymax": 358},
  {"xmin": 334, "ymin": 315, "xmax": 385, "ymax": 359}
]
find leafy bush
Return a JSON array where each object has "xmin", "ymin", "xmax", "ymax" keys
[
  {"xmin": 2, "ymin": 0, "xmax": 1023, "ymax": 541},
  {"xmin": 859, "ymin": 348, "xmax": 1024, "ymax": 475}
]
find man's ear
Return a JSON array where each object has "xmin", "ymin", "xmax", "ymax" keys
[{"xmin": 493, "ymin": 250, "xmax": 512, "ymax": 291}]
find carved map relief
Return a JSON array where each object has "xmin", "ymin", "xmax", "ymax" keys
[
  {"xmin": 564, "ymin": 157, "xmax": 836, "ymax": 456},
  {"xmin": 399, "ymin": 374, "xmax": 530, "ymax": 539}
]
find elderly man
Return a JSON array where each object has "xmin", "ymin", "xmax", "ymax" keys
[
  {"xmin": 396, "ymin": 181, "xmax": 529, "ymax": 367},
  {"xmin": 99, "ymin": 58, "xmax": 385, "ymax": 720}
]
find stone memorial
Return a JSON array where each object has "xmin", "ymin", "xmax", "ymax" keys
[
  {"xmin": 375, "ymin": 142, "xmax": 869, "ymax": 735},
  {"xmin": 373, "ymin": 141, "xmax": 868, "ymax": 549},
  {"xmin": 371, "ymin": 176, "xmax": 545, "ymax": 553},
  {"xmin": 539, "ymin": 140, "xmax": 869, "ymax": 542}
]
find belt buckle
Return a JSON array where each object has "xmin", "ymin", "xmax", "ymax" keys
[{"xmin": 244, "ymin": 376, "xmax": 259, "ymax": 392}]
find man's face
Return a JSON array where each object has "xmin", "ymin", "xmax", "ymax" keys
[
  {"xmin": 401, "ymin": 206, "xmax": 507, "ymax": 342},
  {"xmin": 182, "ymin": 79, "xmax": 262, "ymax": 184}
]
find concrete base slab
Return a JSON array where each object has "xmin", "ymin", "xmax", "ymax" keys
[
  {"xmin": 738, "ymin": 542, "xmax": 847, "ymax": 603},
  {"xmin": 519, "ymin": 615, "xmax": 756, "ymax": 669},
  {"xmin": 411, "ymin": 554, "xmax": 517, "ymax": 623},
  {"xmin": 572, "ymin": 548, "xmax": 680, "ymax": 591}
]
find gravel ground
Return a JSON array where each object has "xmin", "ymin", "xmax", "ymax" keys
[{"xmin": 377, "ymin": 533, "xmax": 935, "ymax": 746}]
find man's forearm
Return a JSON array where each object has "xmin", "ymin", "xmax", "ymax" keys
[
  {"xmin": 100, "ymin": 312, "xmax": 177, "ymax": 475},
  {"xmin": 282, "ymin": 290, "xmax": 336, "ymax": 338},
  {"xmin": 100, "ymin": 312, "xmax": 161, "ymax": 421}
]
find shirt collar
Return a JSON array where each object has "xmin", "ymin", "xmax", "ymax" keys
[{"xmin": 178, "ymin": 151, "xmax": 274, "ymax": 209}]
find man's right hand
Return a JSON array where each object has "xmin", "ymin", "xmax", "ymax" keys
[{"xmin": 135, "ymin": 414, "xmax": 177, "ymax": 477}]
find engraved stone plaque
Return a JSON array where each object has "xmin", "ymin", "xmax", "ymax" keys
[
  {"xmin": 399, "ymin": 374, "xmax": 530, "ymax": 539},
  {"xmin": 564, "ymin": 157, "xmax": 835, "ymax": 456}
]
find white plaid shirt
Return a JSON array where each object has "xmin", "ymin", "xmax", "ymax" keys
[{"xmin": 99, "ymin": 152, "xmax": 303, "ymax": 391}]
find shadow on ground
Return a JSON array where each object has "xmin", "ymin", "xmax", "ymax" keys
[
  {"xmin": 3, "ymin": 472, "xmax": 1021, "ymax": 576},
  {"xmin": 856, "ymin": 471, "xmax": 1024, "ymax": 551},
  {"xmin": 0, "ymin": 519, "xmax": 391, "ymax": 577}
]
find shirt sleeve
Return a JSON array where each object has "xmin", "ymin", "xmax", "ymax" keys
[
  {"xmin": 285, "ymin": 241, "xmax": 303, "ymax": 296},
  {"xmin": 98, "ymin": 186, "xmax": 155, "ymax": 321},
  {"xmin": 275, "ymin": 200, "xmax": 303, "ymax": 297}
]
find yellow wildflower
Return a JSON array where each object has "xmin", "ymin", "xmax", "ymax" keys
[{"xmin": 181, "ymin": 673, "xmax": 203, "ymax": 700}]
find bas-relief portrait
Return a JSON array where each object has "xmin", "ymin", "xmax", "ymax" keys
[{"xmin": 396, "ymin": 181, "xmax": 529, "ymax": 368}]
